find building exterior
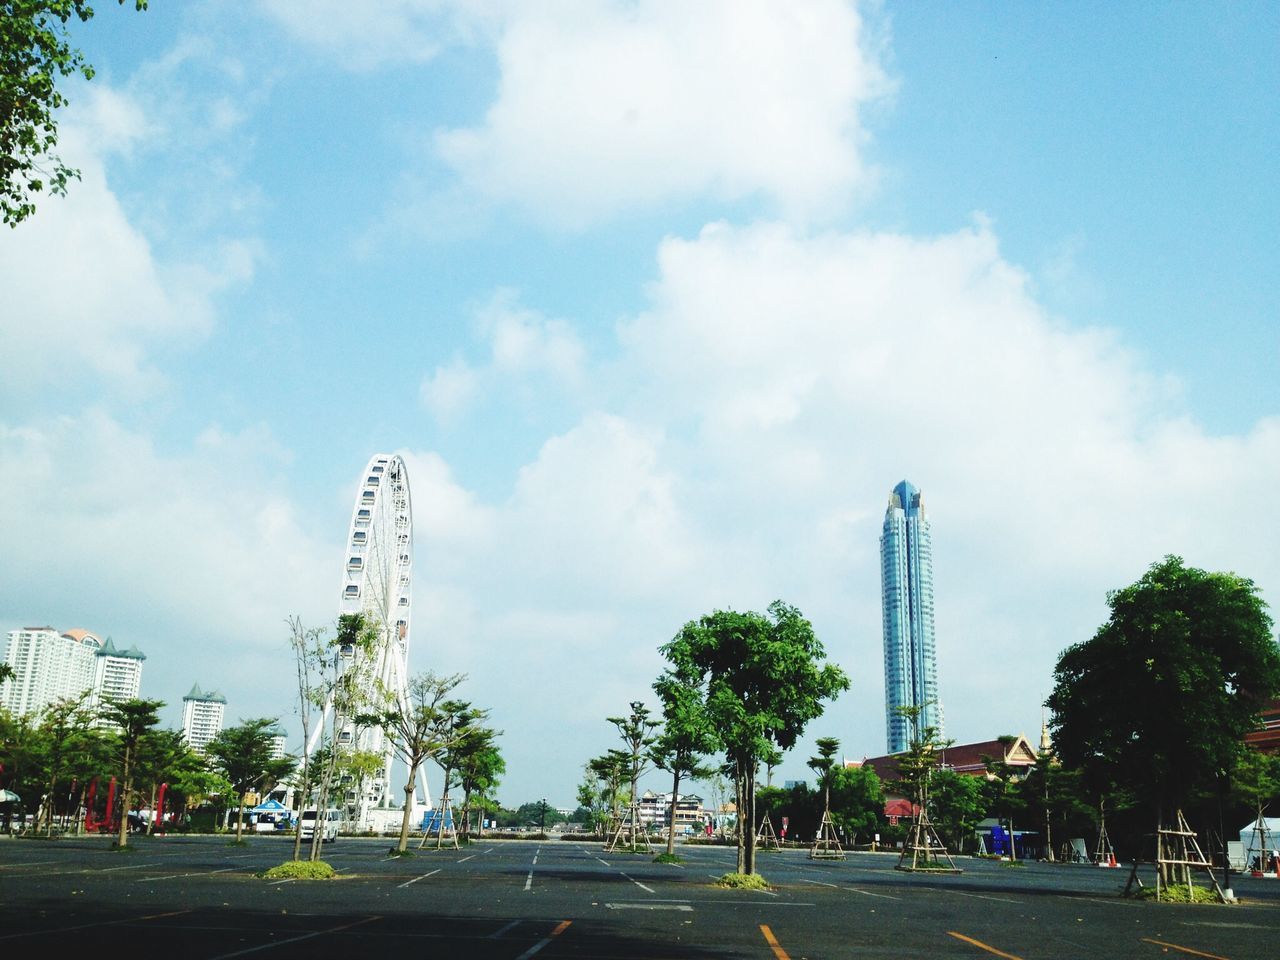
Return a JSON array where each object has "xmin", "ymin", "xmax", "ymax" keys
[
  {"xmin": 1, "ymin": 627, "xmax": 145, "ymax": 717},
  {"xmin": 880, "ymin": 480, "xmax": 942, "ymax": 753},
  {"xmin": 1244, "ymin": 698, "xmax": 1280, "ymax": 754},
  {"xmin": 855, "ymin": 733, "xmax": 1040, "ymax": 788},
  {"xmin": 181, "ymin": 683, "xmax": 228, "ymax": 754},
  {"xmin": 637, "ymin": 791, "xmax": 707, "ymax": 833},
  {"xmin": 266, "ymin": 724, "xmax": 289, "ymax": 760}
]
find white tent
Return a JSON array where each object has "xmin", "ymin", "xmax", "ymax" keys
[{"xmin": 1239, "ymin": 817, "xmax": 1280, "ymax": 871}]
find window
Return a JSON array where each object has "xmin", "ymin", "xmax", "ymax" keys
[
  {"xmin": 352, "ymin": 531, "xmax": 367, "ymax": 544},
  {"xmin": 372, "ymin": 465, "xmax": 384, "ymax": 474},
  {"xmin": 366, "ymin": 476, "xmax": 380, "ymax": 485},
  {"xmin": 344, "ymin": 585, "xmax": 359, "ymax": 598},
  {"xmin": 357, "ymin": 509, "xmax": 371, "ymax": 519},
  {"xmin": 348, "ymin": 557, "xmax": 363, "ymax": 570}
]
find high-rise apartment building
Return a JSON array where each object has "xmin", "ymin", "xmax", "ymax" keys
[
  {"xmin": 1, "ymin": 627, "xmax": 145, "ymax": 717},
  {"xmin": 181, "ymin": 683, "xmax": 227, "ymax": 754},
  {"xmin": 880, "ymin": 480, "xmax": 942, "ymax": 754}
]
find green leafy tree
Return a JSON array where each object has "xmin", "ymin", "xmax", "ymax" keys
[
  {"xmin": 660, "ymin": 601, "xmax": 849, "ymax": 875},
  {"xmin": 456, "ymin": 726, "xmax": 504, "ymax": 838},
  {"xmin": 133, "ymin": 727, "xmax": 201, "ymax": 834},
  {"xmin": 359, "ymin": 671, "xmax": 466, "ymax": 853},
  {"xmin": 32, "ymin": 694, "xmax": 103, "ymax": 833},
  {"xmin": 981, "ymin": 735, "xmax": 1025, "ymax": 860},
  {"xmin": 651, "ymin": 676, "xmax": 718, "ymax": 855},
  {"xmin": 98, "ymin": 697, "xmax": 163, "ymax": 848},
  {"xmin": 807, "ymin": 736, "xmax": 841, "ymax": 825},
  {"xmin": 930, "ymin": 770, "xmax": 984, "ymax": 854},
  {"xmin": 588, "ymin": 750, "xmax": 628, "ymax": 832},
  {"xmin": 608, "ymin": 701, "xmax": 660, "ymax": 824},
  {"xmin": 828, "ymin": 763, "xmax": 884, "ymax": 846},
  {"xmin": 1048, "ymin": 556, "xmax": 1280, "ymax": 883},
  {"xmin": 1232, "ymin": 748, "xmax": 1280, "ymax": 832},
  {"xmin": 207, "ymin": 718, "xmax": 296, "ymax": 842},
  {"xmin": 1, "ymin": 0, "xmax": 147, "ymax": 226}
]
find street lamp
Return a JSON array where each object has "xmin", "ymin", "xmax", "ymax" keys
[{"xmin": 540, "ymin": 798, "xmax": 547, "ymax": 835}]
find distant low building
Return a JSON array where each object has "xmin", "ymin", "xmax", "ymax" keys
[
  {"xmin": 266, "ymin": 724, "xmax": 289, "ymax": 760},
  {"xmin": 857, "ymin": 733, "xmax": 1040, "ymax": 787},
  {"xmin": 1245, "ymin": 699, "xmax": 1280, "ymax": 754},
  {"xmin": 637, "ymin": 791, "xmax": 707, "ymax": 832}
]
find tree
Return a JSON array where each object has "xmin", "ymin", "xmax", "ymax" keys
[
  {"xmin": 207, "ymin": 718, "xmax": 296, "ymax": 842},
  {"xmin": 286, "ymin": 615, "xmax": 327, "ymax": 861},
  {"xmin": 1048, "ymin": 556, "xmax": 1280, "ymax": 884},
  {"xmin": 587, "ymin": 752, "xmax": 627, "ymax": 832},
  {"xmin": 807, "ymin": 736, "xmax": 841, "ymax": 824},
  {"xmin": 1, "ymin": 1, "xmax": 147, "ymax": 226},
  {"xmin": 31, "ymin": 694, "xmax": 102, "ymax": 833},
  {"xmin": 981, "ymin": 735, "xmax": 1025, "ymax": 860},
  {"xmin": 930, "ymin": 770, "xmax": 984, "ymax": 854},
  {"xmin": 133, "ymin": 727, "xmax": 202, "ymax": 834},
  {"xmin": 828, "ymin": 764, "xmax": 884, "ymax": 846},
  {"xmin": 360, "ymin": 671, "xmax": 466, "ymax": 853},
  {"xmin": 455, "ymin": 726, "xmax": 504, "ymax": 838},
  {"xmin": 1232, "ymin": 747, "xmax": 1280, "ymax": 838},
  {"xmin": 659, "ymin": 601, "xmax": 849, "ymax": 875},
  {"xmin": 98, "ymin": 697, "xmax": 163, "ymax": 848},
  {"xmin": 605, "ymin": 700, "xmax": 659, "ymax": 846},
  {"xmin": 652, "ymin": 674, "xmax": 718, "ymax": 856}
]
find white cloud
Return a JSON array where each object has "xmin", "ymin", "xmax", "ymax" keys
[
  {"xmin": 0, "ymin": 412, "xmax": 333, "ymax": 725},
  {"xmin": 0, "ymin": 85, "xmax": 256, "ymax": 401},
  {"xmin": 419, "ymin": 290, "xmax": 586, "ymax": 423},
  {"xmin": 437, "ymin": 1, "xmax": 889, "ymax": 225}
]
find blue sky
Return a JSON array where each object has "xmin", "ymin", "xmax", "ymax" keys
[{"xmin": 1, "ymin": 1, "xmax": 1277, "ymax": 807}]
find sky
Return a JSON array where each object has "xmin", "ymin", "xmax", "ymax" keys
[{"xmin": 1, "ymin": 1, "xmax": 1277, "ymax": 809}]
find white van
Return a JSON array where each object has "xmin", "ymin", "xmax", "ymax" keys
[{"xmin": 299, "ymin": 809, "xmax": 340, "ymax": 843}]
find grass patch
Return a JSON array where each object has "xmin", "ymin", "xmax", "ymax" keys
[
  {"xmin": 386, "ymin": 847, "xmax": 414, "ymax": 858},
  {"xmin": 1133, "ymin": 884, "xmax": 1221, "ymax": 904},
  {"xmin": 259, "ymin": 860, "xmax": 337, "ymax": 881},
  {"xmin": 715, "ymin": 872, "xmax": 769, "ymax": 890},
  {"xmin": 653, "ymin": 852, "xmax": 683, "ymax": 865},
  {"xmin": 1001, "ymin": 860, "xmax": 1026, "ymax": 868},
  {"xmin": 226, "ymin": 839, "xmax": 250, "ymax": 847}
]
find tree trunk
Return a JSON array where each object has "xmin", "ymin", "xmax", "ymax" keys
[
  {"xmin": 744, "ymin": 764, "xmax": 757, "ymax": 876},
  {"xmin": 147, "ymin": 784, "xmax": 158, "ymax": 836},
  {"xmin": 116, "ymin": 746, "xmax": 132, "ymax": 849},
  {"xmin": 734, "ymin": 761, "xmax": 746, "ymax": 874},
  {"xmin": 396, "ymin": 762, "xmax": 419, "ymax": 854},
  {"xmin": 235, "ymin": 794, "xmax": 246, "ymax": 842},
  {"xmin": 667, "ymin": 768, "xmax": 681, "ymax": 856}
]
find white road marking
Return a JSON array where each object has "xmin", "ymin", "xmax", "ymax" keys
[
  {"xmin": 137, "ymin": 867, "xmax": 236, "ymax": 881},
  {"xmin": 621, "ymin": 872, "xmax": 655, "ymax": 894},
  {"xmin": 524, "ymin": 870, "xmax": 534, "ymax": 891},
  {"xmin": 847, "ymin": 887, "xmax": 902, "ymax": 901},
  {"xmin": 606, "ymin": 903, "xmax": 692, "ymax": 911},
  {"xmin": 596, "ymin": 857, "xmax": 612, "ymax": 867},
  {"xmin": 488, "ymin": 920, "xmax": 521, "ymax": 939},
  {"xmin": 943, "ymin": 889, "xmax": 1021, "ymax": 904},
  {"xmin": 99, "ymin": 863, "xmax": 162, "ymax": 873},
  {"xmin": 206, "ymin": 916, "xmax": 380, "ymax": 959},
  {"xmin": 457, "ymin": 854, "xmax": 476, "ymax": 863},
  {"xmin": 800, "ymin": 879, "xmax": 838, "ymax": 888},
  {"xmin": 397, "ymin": 869, "xmax": 441, "ymax": 888}
]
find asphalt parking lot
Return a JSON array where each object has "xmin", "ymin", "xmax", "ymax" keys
[{"xmin": 1, "ymin": 835, "xmax": 1277, "ymax": 959}]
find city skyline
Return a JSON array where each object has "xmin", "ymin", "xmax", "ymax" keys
[
  {"xmin": 1, "ymin": 3, "xmax": 1276, "ymax": 804},
  {"xmin": 880, "ymin": 480, "xmax": 943, "ymax": 753}
]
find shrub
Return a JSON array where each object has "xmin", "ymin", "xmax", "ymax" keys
[
  {"xmin": 653, "ymin": 853, "xmax": 683, "ymax": 865},
  {"xmin": 715, "ymin": 872, "xmax": 769, "ymax": 890},
  {"xmin": 1133, "ymin": 884, "xmax": 1220, "ymax": 904},
  {"xmin": 259, "ymin": 860, "xmax": 337, "ymax": 880}
]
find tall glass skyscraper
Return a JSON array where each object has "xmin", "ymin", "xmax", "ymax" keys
[{"xmin": 880, "ymin": 480, "xmax": 942, "ymax": 753}]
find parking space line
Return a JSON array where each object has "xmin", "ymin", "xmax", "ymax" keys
[
  {"xmin": 397, "ymin": 869, "xmax": 441, "ymax": 888},
  {"xmin": 947, "ymin": 931, "xmax": 1024, "ymax": 960},
  {"xmin": 457, "ymin": 854, "xmax": 475, "ymax": 862},
  {"xmin": 487, "ymin": 920, "xmax": 521, "ymax": 939},
  {"xmin": 137, "ymin": 867, "xmax": 236, "ymax": 881},
  {"xmin": 620, "ymin": 872, "xmax": 654, "ymax": 893},
  {"xmin": 1139, "ymin": 937, "xmax": 1230, "ymax": 960},
  {"xmin": 0, "ymin": 908, "xmax": 192, "ymax": 941},
  {"xmin": 596, "ymin": 857, "xmax": 611, "ymax": 867},
  {"xmin": 524, "ymin": 870, "xmax": 534, "ymax": 891},
  {"xmin": 207, "ymin": 915, "xmax": 380, "ymax": 959},
  {"xmin": 760, "ymin": 924, "xmax": 791, "ymax": 960},
  {"xmin": 99, "ymin": 862, "xmax": 163, "ymax": 873},
  {"xmin": 513, "ymin": 920, "xmax": 571, "ymax": 960},
  {"xmin": 848, "ymin": 886, "xmax": 902, "ymax": 900},
  {"xmin": 943, "ymin": 889, "xmax": 1022, "ymax": 905},
  {"xmin": 0, "ymin": 860, "xmax": 57, "ymax": 869}
]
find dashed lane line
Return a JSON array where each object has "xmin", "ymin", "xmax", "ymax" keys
[
  {"xmin": 524, "ymin": 870, "xmax": 534, "ymax": 891},
  {"xmin": 596, "ymin": 857, "xmax": 612, "ymax": 867},
  {"xmin": 397, "ymin": 869, "xmax": 441, "ymax": 888},
  {"xmin": 0, "ymin": 909, "xmax": 192, "ymax": 941},
  {"xmin": 457, "ymin": 854, "xmax": 476, "ymax": 862}
]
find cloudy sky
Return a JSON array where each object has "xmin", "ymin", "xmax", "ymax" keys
[{"xmin": 2, "ymin": 1, "xmax": 1277, "ymax": 808}]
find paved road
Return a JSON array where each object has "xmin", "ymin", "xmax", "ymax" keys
[{"xmin": 1, "ymin": 836, "xmax": 1277, "ymax": 958}]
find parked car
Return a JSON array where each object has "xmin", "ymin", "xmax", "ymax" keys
[{"xmin": 299, "ymin": 809, "xmax": 340, "ymax": 843}]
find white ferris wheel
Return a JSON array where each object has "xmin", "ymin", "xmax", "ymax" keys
[{"xmin": 307, "ymin": 453, "xmax": 429, "ymax": 825}]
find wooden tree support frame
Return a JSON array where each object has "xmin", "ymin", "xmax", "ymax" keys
[
  {"xmin": 809, "ymin": 809, "xmax": 845, "ymax": 860},
  {"xmin": 896, "ymin": 808, "xmax": 961, "ymax": 874},
  {"xmin": 418, "ymin": 796, "xmax": 459, "ymax": 850},
  {"xmin": 756, "ymin": 813, "xmax": 781, "ymax": 851},
  {"xmin": 605, "ymin": 804, "xmax": 652, "ymax": 853},
  {"xmin": 1094, "ymin": 822, "xmax": 1117, "ymax": 867},
  {"xmin": 1122, "ymin": 810, "xmax": 1226, "ymax": 903},
  {"xmin": 1245, "ymin": 812, "xmax": 1275, "ymax": 876}
]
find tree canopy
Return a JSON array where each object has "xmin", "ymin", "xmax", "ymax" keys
[
  {"xmin": 1048, "ymin": 556, "xmax": 1280, "ymax": 822},
  {"xmin": 659, "ymin": 600, "xmax": 848, "ymax": 874},
  {"xmin": 1, "ymin": 1, "xmax": 147, "ymax": 226}
]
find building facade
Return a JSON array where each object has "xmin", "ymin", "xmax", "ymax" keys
[
  {"xmin": 880, "ymin": 480, "xmax": 942, "ymax": 753},
  {"xmin": 1, "ymin": 627, "xmax": 145, "ymax": 717},
  {"xmin": 181, "ymin": 683, "xmax": 228, "ymax": 754}
]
